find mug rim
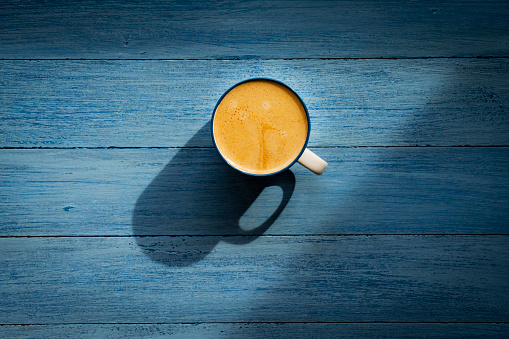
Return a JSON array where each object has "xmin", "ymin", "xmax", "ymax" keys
[{"xmin": 211, "ymin": 77, "xmax": 311, "ymax": 176}]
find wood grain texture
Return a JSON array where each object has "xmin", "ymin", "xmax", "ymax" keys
[
  {"xmin": 2, "ymin": 323, "xmax": 509, "ymax": 339},
  {"xmin": 1, "ymin": 1, "xmax": 508, "ymax": 335},
  {"xmin": 0, "ymin": 236, "xmax": 508, "ymax": 324},
  {"xmin": 1, "ymin": 147, "xmax": 507, "ymax": 236},
  {"xmin": 1, "ymin": 59, "xmax": 508, "ymax": 147},
  {"xmin": 0, "ymin": 0, "xmax": 508, "ymax": 59}
]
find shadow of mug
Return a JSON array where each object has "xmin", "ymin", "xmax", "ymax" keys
[{"xmin": 132, "ymin": 121, "xmax": 295, "ymax": 267}]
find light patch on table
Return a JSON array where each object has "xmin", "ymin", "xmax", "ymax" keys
[{"xmin": 239, "ymin": 185, "xmax": 283, "ymax": 231}]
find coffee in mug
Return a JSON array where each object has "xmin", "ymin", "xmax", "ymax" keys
[{"xmin": 212, "ymin": 79, "xmax": 327, "ymax": 176}]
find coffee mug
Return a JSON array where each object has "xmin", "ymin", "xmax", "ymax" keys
[{"xmin": 212, "ymin": 78, "xmax": 327, "ymax": 176}]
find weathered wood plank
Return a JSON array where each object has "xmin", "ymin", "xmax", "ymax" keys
[
  {"xmin": 1, "ymin": 59, "xmax": 508, "ymax": 147},
  {"xmin": 0, "ymin": 236, "xmax": 507, "ymax": 323},
  {"xmin": 1, "ymin": 147, "xmax": 507, "ymax": 236},
  {"xmin": 0, "ymin": 0, "xmax": 508, "ymax": 59},
  {"xmin": 1, "ymin": 323, "xmax": 508, "ymax": 338}
]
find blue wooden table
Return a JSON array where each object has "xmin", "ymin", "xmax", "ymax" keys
[{"xmin": 1, "ymin": 1, "xmax": 508, "ymax": 337}]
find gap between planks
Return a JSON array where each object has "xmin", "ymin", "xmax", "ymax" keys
[
  {"xmin": 1, "ymin": 235, "xmax": 508, "ymax": 238},
  {"xmin": 2, "ymin": 146, "xmax": 509, "ymax": 150},
  {"xmin": 2, "ymin": 321, "xmax": 509, "ymax": 325},
  {"xmin": 0, "ymin": 56, "xmax": 508, "ymax": 61}
]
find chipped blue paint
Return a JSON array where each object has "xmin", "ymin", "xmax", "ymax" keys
[{"xmin": 0, "ymin": 0, "xmax": 508, "ymax": 337}]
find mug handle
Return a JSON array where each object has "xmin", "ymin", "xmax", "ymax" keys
[{"xmin": 297, "ymin": 148, "xmax": 328, "ymax": 175}]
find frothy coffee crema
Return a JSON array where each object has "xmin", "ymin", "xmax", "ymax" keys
[{"xmin": 213, "ymin": 80, "xmax": 309, "ymax": 175}]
